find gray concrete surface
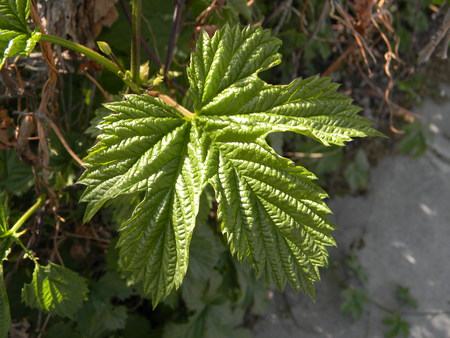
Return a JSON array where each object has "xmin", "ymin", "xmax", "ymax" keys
[{"xmin": 253, "ymin": 86, "xmax": 450, "ymax": 338}]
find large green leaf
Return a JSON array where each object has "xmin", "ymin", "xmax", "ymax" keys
[
  {"xmin": 0, "ymin": 0, "xmax": 41, "ymax": 68},
  {"xmin": 188, "ymin": 25, "xmax": 382, "ymax": 146},
  {"xmin": 79, "ymin": 95, "xmax": 206, "ymax": 306},
  {"xmin": 80, "ymin": 24, "xmax": 380, "ymax": 305},
  {"xmin": 22, "ymin": 262, "xmax": 89, "ymax": 318},
  {"xmin": 212, "ymin": 139, "xmax": 334, "ymax": 294}
]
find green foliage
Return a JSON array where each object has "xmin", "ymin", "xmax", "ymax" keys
[
  {"xmin": 345, "ymin": 254, "xmax": 368, "ymax": 283},
  {"xmin": 398, "ymin": 121, "xmax": 430, "ymax": 158},
  {"xmin": 80, "ymin": 24, "xmax": 379, "ymax": 306},
  {"xmin": 383, "ymin": 312, "xmax": 410, "ymax": 338},
  {"xmin": 0, "ymin": 191, "xmax": 12, "ymax": 262},
  {"xmin": 45, "ymin": 271, "xmax": 133, "ymax": 338},
  {"xmin": 227, "ymin": 0, "xmax": 252, "ymax": 22},
  {"xmin": 122, "ymin": 314, "xmax": 153, "ymax": 338},
  {"xmin": 344, "ymin": 149, "xmax": 371, "ymax": 193},
  {"xmin": 0, "ymin": 149, "xmax": 35, "ymax": 195},
  {"xmin": 395, "ymin": 285, "xmax": 417, "ymax": 309},
  {"xmin": 46, "ymin": 322, "xmax": 79, "ymax": 338},
  {"xmin": 76, "ymin": 297, "xmax": 127, "ymax": 337},
  {"xmin": 0, "ymin": 0, "xmax": 41, "ymax": 68},
  {"xmin": 166, "ymin": 271, "xmax": 250, "ymax": 338},
  {"xmin": 0, "ymin": 264, "xmax": 11, "ymax": 338},
  {"xmin": 0, "ymin": 191, "xmax": 11, "ymax": 338},
  {"xmin": 340, "ymin": 288, "xmax": 370, "ymax": 321},
  {"xmin": 22, "ymin": 262, "xmax": 89, "ymax": 318},
  {"xmin": 0, "ymin": 0, "xmax": 439, "ymax": 335}
]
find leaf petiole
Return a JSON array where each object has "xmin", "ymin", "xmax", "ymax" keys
[
  {"xmin": 40, "ymin": 34, "xmax": 141, "ymax": 92},
  {"xmin": 13, "ymin": 236, "xmax": 38, "ymax": 262},
  {"xmin": 147, "ymin": 91, "xmax": 194, "ymax": 119},
  {"xmin": 5, "ymin": 194, "xmax": 46, "ymax": 237}
]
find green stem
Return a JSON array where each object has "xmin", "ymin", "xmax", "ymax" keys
[
  {"xmin": 131, "ymin": 0, "xmax": 142, "ymax": 84},
  {"xmin": 40, "ymin": 34, "xmax": 141, "ymax": 93},
  {"xmin": 6, "ymin": 195, "xmax": 46, "ymax": 236},
  {"xmin": 41, "ymin": 34, "xmax": 120, "ymax": 74},
  {"xmin": 14, "ymin": 237, "xmax": 38, "ymax": 262}
]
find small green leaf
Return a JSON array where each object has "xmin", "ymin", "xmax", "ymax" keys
[
  {"xmin": 227, "ymin": 0, "xmax": 253, "ymax": 22},
  {"xmin": 166, "ymin": 271, "xmax": 250, "ymax": 338},
  {"xmin": 75, "ymin": 273, "xmax": 129, "ymax": 337},
  {"xmin": 395, "ymin": 285, "xmax": 417, "ymax": 308},
  {"xmin": 93, "ymin": 271, "xmax": 132, "ymax": 301},
  {"xmin": 77, "ymin": 303, "xmax": 127, "ymax": 337},
  {"xmin": 234, "ymin": 262, "xmax": 269, "ymax": 315},
  {"xmin": 398, "ymin": 121, "xmax": 430, "ymax": 158},
  {"xmin": 340, "ymin": 288, "xmax": 370, "ymax": 321},
  {"xmin": 153, "ymin": 74, "xmax": 164, "ymax": 86},
  {"xmin": 383, "ymin": 312, "xmax": 410, "ymax": 338},
  {"xmin": 22, "ymin": 262, "xmax": 88, "ymax": 318},
  {"xmin": 345, "ymin": 254, "xmax": 368, "ymax": 282},
  {"xmin": 0, "ymin": 149, "xmax": 35, "ymax": 196},
  {"xmin": 96, "ymin": 41, "xmax": 111, "ymax": 55},
  {"xmin": 344, "ymin": 149, "xmax": 370, "ymax": 193},
  {"xmin": 163, "ymin": 304, "xmax": 250, "ymax": 338},
  {"xmin": 0, "ymin": 0, "xmax": 41, "ymax": 68}
]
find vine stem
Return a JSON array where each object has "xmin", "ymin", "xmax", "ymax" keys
[
  {"xmin": 5, "ymin": 195, "xmax": 46, "ymax": 236},
  {"xmin": 131, "ymin": 0, "xmax": 142, "ymax": 84},
  {"xmin": 40, "ymin": 34, "xmax": 141, "ymax": 93},
  {"xmin": 14, "ymin": 237, "xmax": 38, "ymax": 263},
  {"xmin": 40, "ymin": 34, "xmax": 119, "ymax": 74},
  {"xmin": 165, "ymin": 0, "xmax": 185, "ymax": 75}
]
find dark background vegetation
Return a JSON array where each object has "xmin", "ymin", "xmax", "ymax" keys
[{"xmin": 1, "ymin": 0, "xmax": 448, "ymax": 336}]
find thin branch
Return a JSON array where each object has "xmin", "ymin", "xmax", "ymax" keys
[
  {"xmin": 119, "ymin": 0, "xmax": 162, "ymax": 67},
  {"xmin": 37, "ymin": 314, "xmax": 51, "ymax": 338},
  {"xmin": 418, "ymin": 7, "xmax": 450, "ymax": 64},
  {"xmin": 299, "ymin": 0, "xmax": 330, "ymax": 53},
  {"xmin": 82, "ymin": 71, "xmax": 111, "ymax": 101},
  {"xmin": 64, "ymin": 232, "xmax": 111, "ymax": 244},
  {"xmin": 33, "ymin": 113, "xmax": 84, "ymax": 166},
  {"xmin": 118, "ymin": 0, "xmax": 188, "ymax": 95},
  {"xmin": 131, "ymin": 0, "xmax": 143, "ymax": 83},
  {"xmin": 273, "ymin": 0, "xmax": 293, "ymax": 34},
  {"xmin": 263, "ymin": 0, "xmax": 294, "ymax": 26},
  {"xmin": 322, "ymin": 41, "xmax": 357, "ymax": 76},
  {"xmin": 51, "ymin": 219, "xmax": 64, "ymax": 266},
  {"xmin": 165, "ymin": 0, "xmax": 186, "ymax": 75}
]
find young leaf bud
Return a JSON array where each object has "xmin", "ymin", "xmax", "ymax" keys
[{"xmin": 97, "ymin": 41, "xmax": 112, "ymax": 56}]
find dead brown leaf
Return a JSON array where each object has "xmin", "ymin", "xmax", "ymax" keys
[{"xmin": 350, "ymin": 0, "xmax": 375, "ymax": 35}]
